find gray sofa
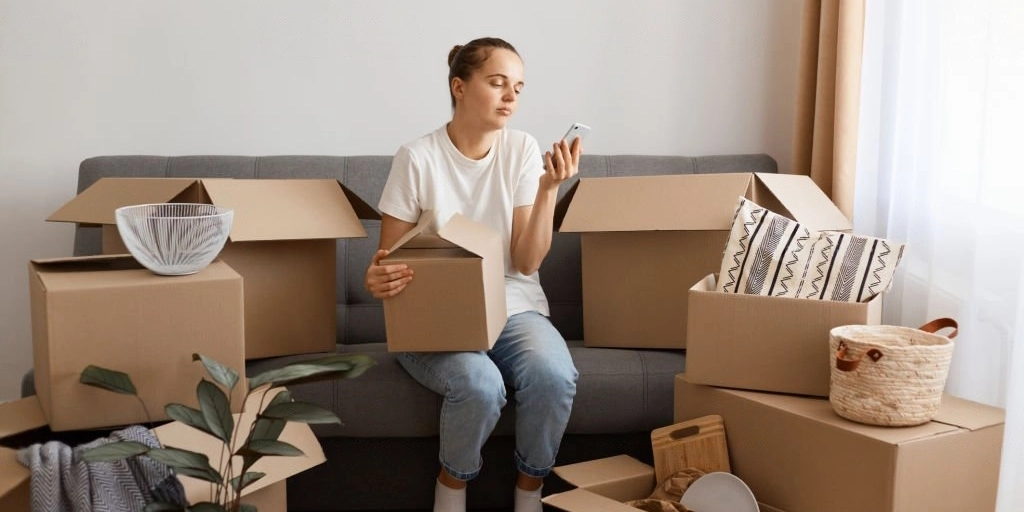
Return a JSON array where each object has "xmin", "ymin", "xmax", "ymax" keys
[{"xmin": 25, "ymin": 152, "xmax": 777, "ymax": 510}]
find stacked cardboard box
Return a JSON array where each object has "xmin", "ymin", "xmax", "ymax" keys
[
  {"xmin": 28, "ymin": 256, "xmax": 247, "ymax": 431},
  {"xmin": 47, "ymin": 177, "xmax": 380, "ymax": 359},
  {"xmin": 7, "ymin": 177, "xmax": 380, "ymax": 510},
  {"xmin": 674, "ymin": 374, "xmax": 1004, "ymax": 512},
  {"xmin": 553, "ymin": 172, "xmax": 851, "ymax": 350},
  {"xmin": 553, "ymin": 171, "xmax": 1005, "ymax": 510}
]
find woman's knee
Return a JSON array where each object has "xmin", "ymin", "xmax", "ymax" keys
[
  {"xmin": 446, "ymin": 364, "xmax": 507, "ymax": 407},
  {"xmin": 523, "ymin": 357, "xmax": 578, "ymax": 399}
]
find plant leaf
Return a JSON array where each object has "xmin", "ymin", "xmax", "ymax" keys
[
  {"xmin": 248, "ymin": 354, "xmax": 376, "ymax": 390},
  {"xmin": 147, "ymin": 447, "xmax": 223, "ymax": 484},
  {"xmin": 79, "ymin": 365, "xmax": 137, "ymax": 395},
  {"xmin": 192, "ymin": 353, "xmax": 239, "ymax": 392},
  {"xmin": 144, "ymin": 502, "xmax": 186, "ymax": 512},
  {"xmin": 187, "ymin": 503, "xmax": 226, "ymax": 512},
  {"xmin": 250, "ymin": 417, "xmax": 287, "ymax": 442},
  {"xmin": 164, "ymin": 403, "xmax": 216, "ymax": 439},
  {"xmin": 79, "ymin": 441, "xmax": 151, "ymax": 463},
  {"xmin": 197, "ymin": 379, "xmax": 234, "ymax": 444},
  {"xmin": 260, "ymin": 401, "xmax": 340, "ymax": 425},
  {"xmin": 238, "ymin": 439, "xmax": 304, "ymax": 457},
  {"xmin": 229, "ymin": 471, "xmax": 266, "ymax": 493}
]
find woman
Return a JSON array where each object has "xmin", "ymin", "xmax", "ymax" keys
[{"xmin": 364, "ymin": 37, "xmax": 580, "ymax": 512}]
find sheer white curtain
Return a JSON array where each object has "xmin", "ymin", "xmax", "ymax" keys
[{"xmin": 856, "ymin": 0, "xmax": 1024, "ymax": 509}]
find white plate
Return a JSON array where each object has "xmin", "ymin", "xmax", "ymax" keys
[{"xmin": 680, "ymin": 472, "xmax": 760, "ymax": 512}]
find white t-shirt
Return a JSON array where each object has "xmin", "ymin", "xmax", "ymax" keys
[{"xmin": 378, "ymin": 125, "xmax": 550, "ymax": 318}]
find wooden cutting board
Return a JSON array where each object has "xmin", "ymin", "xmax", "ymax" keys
[{"xmin": 650, "ymin": 414, "xmax": 730, "ymax": 484}]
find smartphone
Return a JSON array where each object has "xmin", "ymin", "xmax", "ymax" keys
[{"xmin": 562, "ymin": 123, "xmax": 591, "ymax": 147}]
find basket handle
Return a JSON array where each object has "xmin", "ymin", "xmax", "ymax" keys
[
  {"xmin": 835, "ymin": 341, "xmax": 883, "ymax": 372},
  {"xmin": 918, "ymin": 317, "xmax": 958, "ymax": 339},
  {"xmin": 834, "ymin": 318, "xmax": 958, "ymax": 372}
]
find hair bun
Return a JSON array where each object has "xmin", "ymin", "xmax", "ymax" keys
[{"xmin": 447, "ymin": 45, "xmax": 463, "ymax": 67}]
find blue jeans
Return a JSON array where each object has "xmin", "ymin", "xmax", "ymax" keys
[{"xmin": 397, "ymin": 311, "xmax": 578, "ymax": 481}]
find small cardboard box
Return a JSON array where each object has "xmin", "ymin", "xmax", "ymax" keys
[
  {"xmin": 544, "ymin": 415, "xmax": 738, "ymax": 511},
  {"xmin": 381, "ymin": 212, "xmax": 506, "ymax": 352},
  {"xmin": 0, "ymin": 389, "xmax": 324, "ymax": 512},
  {"xmin": 543, "ymin": 454, "xmax": 770, "ymax": 512},
  {"xmin": 685, "ymin": 274, "xmax": 882, "ymax": 397},
  {"xmin": 47, "ymin": 177, "xmax": 380, "ymax": 359},
  {"xmin": 554, "ymin": 172, "xmax": 850, "ymax": 349},
  {"xmin": 543, "ymin": 454, "xmax": 658, "ymax": 511},
  {"xmin": 674, "ymin": 374, "xmax": 1005, "ymax": 512},
  {"xmin": 28, "ymin": 255, "xmax": 246, "ymax": 431}
]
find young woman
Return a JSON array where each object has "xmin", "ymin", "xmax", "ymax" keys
[{"xmin": 364, "ymin": 37, "xmax": 580, "ymax": 512}]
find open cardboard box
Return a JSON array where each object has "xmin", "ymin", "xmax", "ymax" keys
[
  {"xmin": 28, "ymin": 255, "xmax": 246, "ymax": 432},
  {"xmin": 0, "ymin": 387, "xmax": 325, "ymax": 512},
  {"xmin": 554, "ymin": 172, "xmax": 850, "ymax": 349},
  {"xmin": 47, "ymin": 177, "xmax": 380, "ymax": 359},
  {"xmin": 381, "ymin": 211, "xmax": 506, "ymax": 352},
  {"xmin": 674, "ymin": 374, "xmax": 1004, "ymax": 512},
  {"xmin": 544, "ymin": 416, "xmax": 745, "ymax": 511},
  {"xmin": 685, "ymin": 274, "xmax": 882, "ymax": 397}
]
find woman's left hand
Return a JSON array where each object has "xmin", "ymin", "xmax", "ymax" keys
[{"xmin": 541, "ymin": 138, "xmax": 581, "ymax": 191}]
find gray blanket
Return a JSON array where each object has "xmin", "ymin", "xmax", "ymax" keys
[{"xmin": 16, "ymin": 425, "xmax": 188, "ymax": 512}]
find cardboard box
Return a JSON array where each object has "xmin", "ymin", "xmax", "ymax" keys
[
  {"xmin": 381, "ymin": 212, "xmax": 506, "ymax": 352},
  {"xmin": 543, "ymin": 454, "xmax": 658, "ymax": 511},
  {"xmin": 47, "ymin": 177, "xmax": 379, "ymax": 359},
  {"xmin": 544, "ymin": 454, "xmax": 767, "ymax": 512},
  {"xmin": 686, "ymin": 274, "xmax": 882, "ymax": 397},
  {"xmin": 554, "ymin": 173, "xmax": 850, "ymax": 349},
  {"xmin": 28, "ymin": 255, "xmax": 246, "ymax": 431},
  {"xmin": 545, "ymin": 415, "xmax": 739, "ymax": 511},
  {"xmin": 0, "ymin": 388, "xmax": 323, "ymax": 512},
  {"xmin": 674, "ymin": 374, "xmax": 1004, "ymax": 512}
]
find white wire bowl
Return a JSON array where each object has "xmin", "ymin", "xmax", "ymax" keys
[{"xmin": 115, "ymin": 203, "xmax": 234, "ymax": 276}]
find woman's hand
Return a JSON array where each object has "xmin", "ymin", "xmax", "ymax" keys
[
  {"xmin": 541, "ymin": 137, "xmax": 581, "ymax": 191},
  {"xmin": 365, "ymin": 249, "xmax": 414, "ymax": 299}
]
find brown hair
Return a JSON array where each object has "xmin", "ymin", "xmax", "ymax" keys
[{"xmin": 447, "ymin": 37, "xmax": 520, "ymax": 109}]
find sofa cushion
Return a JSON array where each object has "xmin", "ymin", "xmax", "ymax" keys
[{"xmin": 243, "ymin": 341, "xmax": 685, "ymax": 438}]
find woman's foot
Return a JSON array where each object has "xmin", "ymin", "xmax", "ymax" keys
[
  {"xmin": 434, "ymin": 470, "xmax": 466, "ymax": 512},
  {"xmin": 514, "ymin": 472, "xmax": 543, "ymax": 512}
]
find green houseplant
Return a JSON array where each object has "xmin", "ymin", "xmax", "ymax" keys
[{"xmin": 76, "ymin": 353, "xmax": 376, "ymax": 512}]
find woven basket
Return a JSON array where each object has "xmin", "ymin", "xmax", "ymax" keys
[{"xmin": 829, "ymin": 318, "xmax": 958, "ymax": 427}]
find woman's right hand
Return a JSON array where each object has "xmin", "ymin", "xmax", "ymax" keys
[{"xmin": 365, "ymin": 249, "xmax": 414, "ymax": 299}]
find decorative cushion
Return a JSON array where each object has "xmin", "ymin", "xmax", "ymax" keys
[{"xmin": 718, "ymin": 197, "xmax": 905, "ymax": 302}]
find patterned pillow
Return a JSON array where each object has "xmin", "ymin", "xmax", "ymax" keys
[{"xmin": 718, "ymin": 197, "xmax": 905, "ymax": 302}]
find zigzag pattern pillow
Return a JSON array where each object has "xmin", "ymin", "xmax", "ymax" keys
[{"xmin": 718, "ymin": 197, "xmax": 905, "ymax": 302}]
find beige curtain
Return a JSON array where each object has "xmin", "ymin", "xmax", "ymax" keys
[{"xmin": 793, "ymin": 0, "xmax": 865, "ymax": 219}]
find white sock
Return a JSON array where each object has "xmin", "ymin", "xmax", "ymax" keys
[
  {"xmin": 514, "ymin": 485, "xmax": 543, "ymax": 512},
  {"xmin": 434, "ymin": 480, "xmax": 466, "ymax": 512}
]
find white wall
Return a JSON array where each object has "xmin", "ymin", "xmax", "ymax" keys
[{"xmin": 0, "ymin": 0, "xmax": 804, "ymax": 401}]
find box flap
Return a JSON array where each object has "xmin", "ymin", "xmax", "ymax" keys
[
  {"xmin": 0, "ymin": 447, "xmax": 30, "ymax": 506},
  {"xmin": 437, "ymin": 213, "xmax": 502, "ymax": 260},
  {"xmin": 338, "ymin": 182, "xmax": 382, "ymax": 222},
  {"xmin": 754, "ymin": 173, "xmax": 851, "ymax": 232},
  {"xmin": 556, "ymin": 174, "xmax": 753, "ymax": 233},
  {"xmin": 153, "ymin": 387, "xmax": 326, "ymax": 501},
  {"xmin": 0, "ymin": 397, "xmax": 48, "ymax": 439},
  {"xmin": 931, "ymin": 395, "xmax": 1005, "ymax": 431},
  {"xmin": 387, "ymin": 210, "xmax": 456, "ymax": 252},
  {"xmin": 201, "ymin": 179, "xmax": 369, "ymax": 242},
  {"xmin": 551, "ymin": 455, "xmax": 655, "ymax": 499},
  {"xmin": 543, "ymin": 488, "xmax": 643, "ymax": 512},
  {"xmin": 0, "ymin": 398, "xmax": 47, "ymax": 504},
  {"xmin": 47, "ymin": 178, "xmax": 199, "ymax": 225}
]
